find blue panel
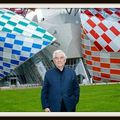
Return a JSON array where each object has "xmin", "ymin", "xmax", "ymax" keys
[
  {"xmin": 22, "ymin": 46, "xmax": 31, "ymax": 52},
  {"xmin": 32, "ymin": 43, "xmax": 42, "ymax": 49},
  {"xmin": 3, "ymin": 62, "xmax": 10, "ymax": 68},
  {"xmin": 20, "ymin": 56, "xmax": 28, "ymax": 61},
  {"xmin": 14, "ymin": 40, "xmax": 23, "ymax": 45},
  {"xmin": 4, "ymin": 71, "xmax": 9, "ymax": 75},
  {"xmin": 0, "ymin": 73, "xmax": 4, "ymax": 77},
  {"xmin": 4, "ymin": 43, "xmax": 13, "ymax": 48},
  {"xmin": 0, "ymin": 37, "xmax": 5, "ymax": 42},
  {"xmin": 0, "ymin": 66, "xmax": 3, "ymax": 70},
  {"xmin": 43, "ymin": 41, "xmax": 50, "ymax": 45},
  {"xmin": 0, "ymin": 9, "xmax": 56, "ymax": 80},
  {"xmin": 0, "ymin": 57, "xmax": 3, "ymax": 61},
  {"xmin": 0, "ymin": 47, "xmax": 3, "ymax": 51},
  {"xmin": 7, "ymin": 33, "xmax": 16, "ymax": 39},
  {"xmin": 12, "ymin": 50, "xmax": 21, "ymax": 55},
  {"xmin": 11, "ymin": 59, "xmax": 19, "ymax": 65},
  {"xmin": 30, "ymin": 53, "xmax": 33, "ymax": 57}
]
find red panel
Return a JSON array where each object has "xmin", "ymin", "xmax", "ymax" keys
[
  {"xmin": 95, "ymin": 13, "xmax": 105, "ymax": 21},
  {"xmin": 90, "ymin": 29, "xmax": 99, "ymax": 39},
  {"xmin": 91, "ymin": 46, "xmax": 100, "ymax": 51},
  {"xmin": 87, "ymin": 19, "xmax": 96, "ymax": 28},
  {"xmin": 85, "ymin": 50, "xmax": 91, "ymax": 55},
  {"xmin": 103, "ymin": 8, "xmax": 113, "ymax": 15},
  {"xmin": 110, "ymin": 59, "xmax": 120, "ymax": 63},
  {"xmin": 110, "ymin": 26, "xmax": 120, "ymax": 36},
  {"xmin": 101, "ymin": 33, "xmax": 112, "ymax": 43},
  {"xmin": 93, "ymin": 76, "xmax": 101, "ymax": 81},
  {"xmin": 110, "ymin": 80, "xmax": 120, "ymax": 82},
  {"xmin": 94, "ymin": 41, "xmax": 103, "ymax": 51},
  {"xmin": 84, "ymin": 10, "xmax": 94, "ymax": 17},
  {"xmin": 94, "ymin": 8, "xmax": 102, "ymax": 11},
  {"xmin": 98, "ymin": 23, "xmax": 108, "ymax": 32},
  {"xmin": 101, "ymin": 73, "xmax": 110, "ymax": 78},
  {"xmin": 100, "ymin": 63, "xmax": 110, "ymax": 68},
  {"xmin": 115, "ymin": 11, "xmax": 120, "ymax": 17},
  {"xmin": 82, "ymin": 44, "xmax": 85, "ymax": 48},
  {"xmin": 105, "ymin": 45, "xmax": 114, "ymax": 52},
  {"xmin": 92, "ymin": 66, "xmax": 101, "ymax": 72},
  {"xmin": 92, "ymin": 56, "xmax": 100, "ymax": 62},
  {"xmin": 110, "ymin": 69, "xmax": 120, "ymax": 74},
  {"xmin": 82, "ymin": 54, "xmax": 86, "ymax": 58},
  {"xmin": 86, "ymin": 60, "xmax": 92, "ymax": 65}
]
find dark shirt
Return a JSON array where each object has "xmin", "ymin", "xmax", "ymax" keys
[{"xmin": 41, "ymin": 66, "xmax": 80, "ymax": 112}]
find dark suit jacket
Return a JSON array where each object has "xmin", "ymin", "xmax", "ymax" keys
[{"xmin": 41, "ymin": 67, "xmax": 80, "ymax": 112}]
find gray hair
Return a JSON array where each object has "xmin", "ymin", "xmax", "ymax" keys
[{"xmin": 52, "ymin": 50, "xmax": 67, "ymax": 59}]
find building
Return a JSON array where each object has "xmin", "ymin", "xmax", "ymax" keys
[{"xmin": 1, "ymin": 8, "xmax": 119, "ymax": 86}]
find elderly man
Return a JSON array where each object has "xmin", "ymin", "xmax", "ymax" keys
[{"xmin": 41, "ymin": 50, "xmax": 80, "ymax": 112}]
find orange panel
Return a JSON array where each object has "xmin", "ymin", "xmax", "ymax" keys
[
  {"xmin": 110, "ymin": 69, "xmax": 120, "ymax": 74},
  {"xmin": 82, "ymin": 44, "xmax": 85, "ymax": 48},
  {"xmin": 100, "ymin": 63, "xmax": 110, "ymax": 68},
  {"xmin": 110, "ymin": 59, "xmax": 120, "ymax": 63},
  {"xmin": 92, "ymin": 66, "xmax": 101, "ymax": 72},
  {"xmin": 91, "ymin": 46, "xmax": 99, "ymax": 51},
  {"xmin": 82, "ymin": 54, "xmax": 86, "ymax": 58},
  {"xmin": 110, "ymin": 80, "xmax": 120, "ymax": 82},
  {"xmin": 86, "ymin": 60, "xmax": 92, "ymax": 65},
  {"xmin": 85, "ymin": 50, "xmax": 91, "ymax": 55},
  {"xmin": 101, "ymin": 73, "xmax": 110, "ymax": 78},
  {"xmin": 92, "ymin": 57, "xmax": 100, "ymax": 62},
  {"xmin": 93, "ymin": 76, "xmax": 101, "ymax": 81}
]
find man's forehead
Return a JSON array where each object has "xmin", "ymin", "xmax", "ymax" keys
[{"xmin": 55, "ymin": 52, "xmax": 64, "ymax": 57}]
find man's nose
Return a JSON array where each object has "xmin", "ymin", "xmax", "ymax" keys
[{"xmin": 58, "ymin": 58, "xmax": 61, "ymax": 61}]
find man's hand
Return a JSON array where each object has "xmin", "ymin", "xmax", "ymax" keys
[{"xmin": 44, "ymin": 108, "xmax": 51, "ymax": 112}]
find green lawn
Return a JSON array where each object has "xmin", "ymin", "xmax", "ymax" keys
[{"xmin": 0, "ymin": 83, "xmax": 120, "ymax": 112}]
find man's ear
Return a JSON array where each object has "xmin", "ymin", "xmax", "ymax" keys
[
  {"xmin": 53, "ymin": 59, "xmax": 55, "ymax": 63},
  {"xmin": 64, "ymin": 59, "xmax": 66, "ymax": 63}
]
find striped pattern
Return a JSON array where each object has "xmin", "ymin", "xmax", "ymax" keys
[{"xmin": 0, "ymin": 9, "xmax": 56, "ymax": 80}]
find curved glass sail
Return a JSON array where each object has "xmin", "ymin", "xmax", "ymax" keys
[
  {"xmin": 0, "ymin": 9, "xmax": 56, "ymax": 80},
  {"xmin": 80, "ymin": 8, "xmax": 120, "ymax": 52}
]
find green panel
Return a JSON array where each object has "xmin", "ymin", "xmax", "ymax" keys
[
  {"xmin": 2, "ymin": 27, "xmax": 12, "ymax": 32},
  {"xmin": 36, "ymin": 27, "xmax": 46, "ymax": 33},
  {"xmin": 7, "ymin": 21, "xmax": 17, "ymax": 26},
  {"xmin": 32, "ymin": 34, "xmax": 42, "ymax": 39},
  {"xmin": 2, "ymin": 15, "xmax": 10, "ymax": 20},
  {"xmin": 0, "ymin": 21, "xmax": 5, "ymax": 26},
  {"xmin": 13, "ymin": 27, "xmax": 23, "ymax": 33},
  {"xmin": 30, "ymin": 22, "xmax": 38, "ymax": 27},
  {"xmin": 43, "ymin": 34, "xmax": 53, "ymax": 41},
  {"xmin": 18, "ymin": 21, "xmax": 28, "ymax": 27}
]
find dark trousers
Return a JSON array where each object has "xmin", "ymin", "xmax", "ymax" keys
[
  {"xmin": 60, "ymin": 99, "xmax": 76, "ymax": 112},
  {"xmin": 60, "ymin": 99, "xmax": 67, "ymax": 112}
]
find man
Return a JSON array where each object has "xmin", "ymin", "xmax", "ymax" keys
[{"xmin": 41, "ymin": 50, "xmax": 80, "ymax": 112}]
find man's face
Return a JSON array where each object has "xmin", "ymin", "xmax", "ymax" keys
[{"xmin": 53, "ymin": 52, "xmax": 66, "ymax": 69}]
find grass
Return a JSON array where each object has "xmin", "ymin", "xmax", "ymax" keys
[
  {"xmin": 0, "ymin": 83, "xmax": 120, "ymax": 112},
  {"xmin": 77, "ymin": 83, "xmax": 120, "ymax": 112},
  {"xmin": 0, "ymin": 87, "xmax": 42, "ymax": 112}
]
